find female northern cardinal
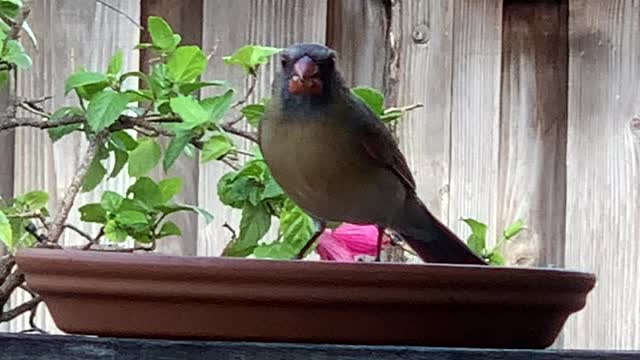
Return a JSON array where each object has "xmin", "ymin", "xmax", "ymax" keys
[{"xmin": 259, "ymin": 43, "xmax": 486, "ymax": 265}]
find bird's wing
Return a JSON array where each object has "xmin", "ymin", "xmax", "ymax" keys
[{"xmin": 360, "ymin": 126, "xmax": 417, "ymax": 192}]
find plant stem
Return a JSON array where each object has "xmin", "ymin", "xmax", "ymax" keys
[
  {"xmin": 47, "ymin": 130, "xmax": 110, "ymax": 243},
  {"xmin": 0, "ymin": 115, "xmax": 84, "ymax": 132},
  {"xmin": 1, "ymin": 6, "xmax": 30, "ymax": 51},
  {"xmin": 0, "ymin": 295, "xmax": 41, "ymax": 323},
  {"xmin": 231, "ymin": 74, "xmax": 257, "ymax": 110},
  {"xmin": 220, "ymin": 122, "xmax": 258, "ymax": 143}
]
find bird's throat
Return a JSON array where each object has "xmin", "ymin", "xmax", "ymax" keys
[{"xmin": 288, "ymin": 77, "xmax": 323, "ymax": 96}]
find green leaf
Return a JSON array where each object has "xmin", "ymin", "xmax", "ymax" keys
[
  {"xmin": 167, "ymin": 46, "xmax": 206, "ymax": 82},
  {"xmin": 155, "ymin": 204, "xmax": 192, "ymax": 215},
  {"xmin": 110, "ymin": 147, "xmax": 128, "ymax": 178},
  {"xmin": 147, "ymin": 16, "xmax": 175, "ymax": 51},
  {"xmin": 488, "ymin": 252, "xmax": 505, "ymax": 266},
  {"xmin": 191, "ymin": 206, "xmax": 214, "ymax": 224},
  {"xmin": 81, "ymin": 158, "xmax": 107, "ymax": 192},
  {"xmin": 201, "ymin": 132, "xmax": 234, "ymax": 162},
  {"xmin": 131, "ymin": 231, "xmax": 153, "ymax": 244},
  {"xmin": 110, "ymin": 130, "xmax": 138, "ymax": 151},
  {"xmin": 154, "ymin": 204, "xmax": 213, "ymax": 224},
  {"xmin": 177, "ymin": 80, "xmax": 225, "ymax": 95},
  {"xmin": 100, "ymin": 191, "xmax": 123, "ymax": 212},
  {"xmin": 128, "ymin": 138, "xmax": 161, "ymax": 177},
  {"xmin": 107, "ymin": 49, "xmax": 123, "ymax": 76},
  {"xmin": 0, "ymin": 210, "xmax": 13, "ymax": 250},
  {"xmin": 16, "ymin": 190, "xmax": 48, "ymax": 209},
  {"xmin": 351, "ymin": 86, "xmax": 384, "ymax": 116},
  {"xmin": 65, "ymin": 71, "xmax": 108, "ymax": 94},
  {"xmin": 124, "ymin": 90, "xmax": 153, "ymax": 103},
  {"xmin": 262, "ymin": 174, "xmax": 283, "ymax": 199},
  {"xmin": 119, "ymin": 198, "xmax": 152, "ymax": 214},
  {"xmin": 0, "ymin": 70, "xmax": 8, "ymax": 89},
  {"xmin": 216, "ymin": 160, "xmax": 270, "ymax": 208},
  {"xmin": 200, "ymin": 89, "xmax": 234, "ymax": 123},
  {"xmin": 75, "ymin": 82, "xmax": 110, "ymax": 101},
  {"xmin": 85, "ymin": 90, "xmax": 130, "ymax": 131},
  {"xmin": 223, "ymin": 45, "xmax": 282, "ymax": 75},
  {"xmin": 158, "ymin": 177, "xmax": 182, "ymax": 203},
  {"xmin": 172, "ymin": 34, "xmax": 182, "ymax": 48},
  {"xmin": 241, "ymin": 104, "xmax": 264, "ymax": 128},
  {"xmin": 158, "ymin": 221, "xmax": 181, "ymax": 238},
  {"xmin": 169, "ymin": 95, "xmax": 210, "ymax": 129},
  {"xmin": 462, "ymin": 218, "xmax": 487, "ymax": 256},
  {"xmin": 226, "ymin": 203, "xmax": 271, "ymax": 256},
  {"xmin": 47, "ymin": 106, "xmax": 84, "ymax": 142},
  {"xmin": 0, "ymin": 0, "xmax": 21, "ymax": 18},
  {"xmin": 0, "ymin": 17, "xmax": 9, "ymax": 33},
  {"xmin": 163, "ymin": 131, "xmax": 191, "ymax": 171},
  {"xmin": 79, "ymin": 203, "xmax": 107, "ymax": 224},
  {"xmin": 503, "ymin": 219, "xmax": 524, "ymax": 240},
  {"xmin": 253, "ymin": 242, "xmax": 296, "ymax": 259},
  {"xmin": 127, "ymin": 177, "xmax": 162, "ymax": 207},
  {"xmin": 114, "ymin": 210, "xmax": 148, "ymax": 226},
  {"xmin": 104, "ymin": 220, "xmax": 128, "ymax": 242},
  {"xmin": 278, "ymin": 199, "xmax": 315, "ymax": 254},
  {"xmin": 3, "ymin": 39, "xmax": 31, "ymax": 68},
  {"xmin": 148, "ymin": 64, "xmax": 169, "ymax": 99},
  {"xmin": 120, "ymin": 71, "xmax": 149, "ymax": 85},
  {"xmin": 217, "ymin": 172, "xmax": 245, "ymax": 209}
]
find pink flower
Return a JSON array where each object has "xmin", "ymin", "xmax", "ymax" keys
[{"xmin": 315, "ymin": 223, "xmax": 388, "ymax": 262}]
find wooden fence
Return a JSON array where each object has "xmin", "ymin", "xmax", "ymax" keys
[{"xmin": 0, "ymin": 0, "xmax": 638, "ymax": 351}]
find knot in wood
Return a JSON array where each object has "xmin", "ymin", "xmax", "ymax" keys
[
  {"xmin": 631, "ymin": 118, "xmax": 640, "ymax": 138},
  {"xmin": 411, "ymin": 24, "xmax": 430, "ymax": 44}
]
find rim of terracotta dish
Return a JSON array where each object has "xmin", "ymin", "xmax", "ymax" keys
[{"xmin": 16, "ymin": 247, "xmax": 596, "ymax": 292}]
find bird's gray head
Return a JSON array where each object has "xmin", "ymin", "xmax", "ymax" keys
[{"xmin": 278, "ymin": 43, "xmax": 340, "ymax": 101}]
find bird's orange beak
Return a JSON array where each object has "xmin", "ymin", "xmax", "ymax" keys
[
  {"xmin": 288, "ymin": 56, "xmax": 323, "ymax": 96},
  {"xmin": 293, "ymin": 56, "xmax": 319, "ymax": 80}
]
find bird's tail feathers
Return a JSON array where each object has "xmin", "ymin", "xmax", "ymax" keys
[{"xmin": 394, "ymin": 196, "xmax": 487, "ymax": 265}]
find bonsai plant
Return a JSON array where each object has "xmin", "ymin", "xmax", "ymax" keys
[{"xmin": 0, "ymin": 4, "xmax": 594, "ymax": 348}]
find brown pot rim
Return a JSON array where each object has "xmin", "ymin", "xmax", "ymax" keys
[{"xmin": 15, "ymin": 248, "xmax": 597, "ymax": 347}]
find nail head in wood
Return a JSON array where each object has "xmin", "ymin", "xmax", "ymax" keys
[{"xmin": 412, "ymin": 24, "xmax": 430, "ymax": 44}]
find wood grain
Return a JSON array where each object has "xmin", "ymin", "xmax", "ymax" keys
[
  {"xmin": 499, "ymin": 0, "xmax": 568, "ymax": 267},
  {"xmin": 0, "ymin": 82, "xmax": 11, "ymax": 332},
  {"xmin": 0, "ymin": 86, "xmax": 13, "ymax": 204},
  {"xmin": 1, "ymin": 333, "xmax": 639, "ymax": 360},
  {"xmin": 326, "ymin": 0, "xmax": 386, "ymax": 90},
  {"xmin": 141, "ymin": 0, "xmax": 203, "ymax": 256},
  {"xmin": 198, "ymin": 0, "xmax": 327, "ymax": 257},
  {"xmin": 563, "ymin": 0, "xmax": 640, "ymax": 350},
  {"xmin": 448, "ymin": 0, "xmax": 503, "ymax": 245},
  {"xmin": 9, "ymin": 0, "xmax": 140, "ymax": 333},
  {"xmin": 393, "ymin": 0, "xmax": 455, "ymax": 234}
]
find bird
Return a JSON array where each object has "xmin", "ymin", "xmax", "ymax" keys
[{"xmin": 258, "ymin": 43, "xmax": 486, "ymax": 265}]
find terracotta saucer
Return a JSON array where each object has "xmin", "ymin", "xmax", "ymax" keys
[{"xmin": 16, "ymin": 248, "xmax": 596, "ymax": 348}]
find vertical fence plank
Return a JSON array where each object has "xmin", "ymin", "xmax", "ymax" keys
[
  {"xmin": 564, "ymin": 0, "xmax": 640, "ymax": 350},
  {"xmin": 448, "ymin": 0, "xmax": 503, "ymax": 244},
  {"xmin": 0, "ymin": 80, "xmax": 11, "ymax": 332},
  {"xmin": 393, "ymin": 1, "xmax": 454, "ymax": 233},
  {"xmin": 198, "ymin": 0, "xmax": 327, "ymax": 257},
  {"xmin": 141, "ymin": 0, "xmax": 204, "ymax": 256},
  {"xmin": 10, "ymin": 0, "xmax": 140, "ymax": 333},
  {"xmin": 0, "ymin": 85, "xmax": 13, "ymax": 204},
  {"xmin": 326, "ymin": 0, "xmax": 386, "ymax": 90},
  {"xmin": 499, "ymin": 0, "xmax": 568, "ymax": 267}
]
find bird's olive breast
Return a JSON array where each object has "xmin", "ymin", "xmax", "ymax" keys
[{"xmin": 259, "ymin": 109, "xmax": 405, "ymax": 224}]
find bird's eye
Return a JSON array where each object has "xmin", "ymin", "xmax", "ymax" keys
[{"xmin": 281, "ymin": 57, "xmax": 288, "ymax": 68}]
